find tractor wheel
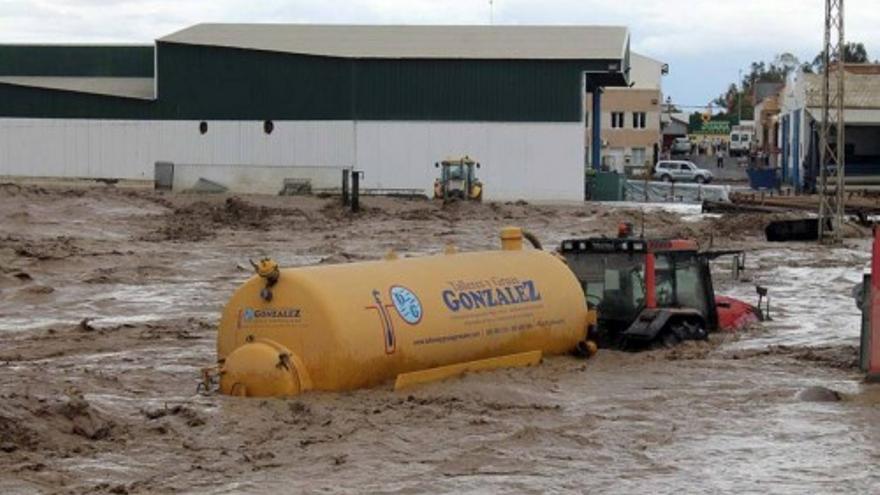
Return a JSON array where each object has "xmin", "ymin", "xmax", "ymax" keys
[
  {"xmin": 659, "ymin": 321, "xmax": 707, "ymax": 348},
  {"xmin": 661, "ymin": 330, "xmax": 681, "ymax": 348}
]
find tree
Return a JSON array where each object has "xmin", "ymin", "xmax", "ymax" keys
[
  {"xmin": 775, "ymin": 52, "xmax": 801, "ymax": 75},
  {"xmin": 714, "ymin": 82, "xmax": 753, "ymax": 123},
  {"xmin": 687, "ymin": 112, "xmax": 704, "ymax": 133},
  {"xmin": 713, "ymin": 53, "xmax": 805, "ymax": 123},
  {"xmin": 810, "ymin": 42, "xmax": 870, "ymax": 72},
  {"xmin": 711, "ymin": 43, "xmax": 871, "ymax": 126}
]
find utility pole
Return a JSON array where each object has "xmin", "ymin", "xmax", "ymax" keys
[
  {"xmin": 737, "ymin": 68, "xmax": 743, "ymax": 123},
  {"xmin": 489, "ymin": 0, "xmax": 494, "ymax": 25},
  {"xmin": 817, "ymin": 0, "xmax": 846, "ymax": 243}
]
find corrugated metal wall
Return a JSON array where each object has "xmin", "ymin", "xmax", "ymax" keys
[
  {"xmin": 0, "ymin": 42, "xmax": 598, "ymax": 200},
  {"xmin": 155, "ymin": 43, "xmax": 354, "ymax": 120},
  {"xmin": 0, "ymin": 43, "xmax": 604, "ymax": 122},
  {"xmin": 357, "ymin": 121, "xmax": 584, "ymax": 200},
  {"xmin": 0, "ymin": 118, "xmax": 584, "ymax": 200},
  {"xmin": 353, "ymin": 58, "xmax": 585, "ymax": 122},
  {"xmin": 0, "ymin": 45, "xmax": 154, "ymax": 77},
  {"xmin": 0, "ymin": 119, "xmax": 354, "ymax": 180},
  {"xmin": 0, "ymin": 84, "xmax": 154, "ymax": 119}
]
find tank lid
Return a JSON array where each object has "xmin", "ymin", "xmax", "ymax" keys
[
  {"xmin": 500, "ymin": 226, "xmax": 523, "ymax": 240},
  {"xmin": 500, "ymin": 226, "xmax": 523, "ymax": 251}
]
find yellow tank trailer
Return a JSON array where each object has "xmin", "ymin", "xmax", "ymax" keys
[{"xmin": 216, "ymin": 227, "xmax": 597, "ymax": 397}]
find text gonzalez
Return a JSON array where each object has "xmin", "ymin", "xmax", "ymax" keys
[{"xmin": 442, "ymin": 280, "xmax": 542, "ymax": 312}]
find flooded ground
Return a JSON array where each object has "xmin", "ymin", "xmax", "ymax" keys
[{"xmin": 1, "ymin": 183, "xmax": 879, "ymax": 494}]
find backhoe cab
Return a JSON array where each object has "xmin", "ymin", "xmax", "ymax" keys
[
  {"xmin": 434, "ymin": 156, "xmax": 483, "ymax": 202},
  {"xmin": 560, "ymin": 233, "xmax": 762, "ymax": 350}
]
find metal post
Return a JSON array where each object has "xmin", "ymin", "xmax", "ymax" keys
[
  {"xmin": 351, "ymin": 171, "xmax": 363, "ymax": 213},
  {"xmin": 817, "ymin": 0, "xmax": 846, "ymax": 243},
  {"xmin": 591, "ymin": 87, "xmax": 603, "ymax": 170},
  {"xmin": 737, "ymin": 68, "xmax": 743, "ymax": 123},
  {"xmin": 341, "ymin": 169, "xmax": 350, "ymax": 206},
  {"xmin": 868, "ymin": 226, "xmax": 880, "ymax": 379},
  {"xmin": 645, "ymin": 253, "xmax": 656, "ymax": 309},
  {"xmin": 647, "ymin": 142, "xmax": 658, "ymax": 202}
]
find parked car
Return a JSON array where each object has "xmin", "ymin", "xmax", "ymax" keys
[
  {"xmin": 671, "ymin": 137, "xmax": 692, "ymax": 155},
  {"xmin": 654, "ymin": 160, "xmax": 713, "ymax": 183}
]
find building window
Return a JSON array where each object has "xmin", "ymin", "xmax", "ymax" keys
[
  {"xmin": 199, "ymin": 121, "xmax": 208, "ymax": 135},
  {"xmin": 611, "ymin": 112, "xmax": 625, "ymax": 128},
  {"xmin": 632, "ymin": 147, "xmax": 647, "ymax": 166},
  {"xmin": 633, "ymin": 112, "xmax": 646, "ymax": 129}
]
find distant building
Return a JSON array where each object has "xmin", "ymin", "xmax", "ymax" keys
[
  {"xmin": 753, "ymin": 82, "xmax": 784, "ymax": 162},
  {"xmin": 661, "ymin": 110, "xmax": 689, "ymax": 149},
  {"xmin": 689, "ymin": 119, "xmax": 732, "ymax": 155},
  {"xmin": 778, "ymin": 64, "xmax": 880, "ymax": 191},
  {"xmin": 585, "ymin": 53, "xmax": 666, "ymax": 173}
]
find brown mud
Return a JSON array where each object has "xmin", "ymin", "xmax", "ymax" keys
[{"xmin": 1, "ymin": 184, "xmax": 879, "ymax": 493}]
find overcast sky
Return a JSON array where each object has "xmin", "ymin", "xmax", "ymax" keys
[{"xmin": 2, "ymin": 0, "xmax": 880, "ymax": 107}]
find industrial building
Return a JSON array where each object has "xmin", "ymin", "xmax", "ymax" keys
[
  {"xmin": 779, "ymin": 64, "xmax": 880, "ymax": 191},
  {"xmin": 0, "ymin": 24, "xmax": 631, "ymax": 201}
]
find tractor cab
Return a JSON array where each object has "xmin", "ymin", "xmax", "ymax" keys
[
  {"xmin": 560, "ymin": 234, "xmax": 760, "ymax": 350},
  {"xmin": 434, "ymin": 156, "xmax": 483, "ymax": 202}
]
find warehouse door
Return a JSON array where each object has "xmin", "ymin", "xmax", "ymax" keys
[{"xmin": 154, "ymin": 162, "xmax": 174, "ymax": 191}]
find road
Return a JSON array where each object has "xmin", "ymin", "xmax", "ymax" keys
[{"xmin": 673, "ymin": 153, "xmax": 750, "ymax": 184}]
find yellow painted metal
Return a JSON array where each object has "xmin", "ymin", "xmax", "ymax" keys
[
  {"xmin": 500, "ymin": 226, "xmax": 524, "ymax": 251},
  {"xmin": 393, "ymin": 350, "xmax": 543, "ymax": 390},
  {"xmin": 253, "ymin": 258, "xmax": 279, "ymax": 279},
  {"xmin": 470, "ymin": 183, "xmax": 483, "ymax": 200},
  {"xmin": 219, "ymin": 338, "xmax": 306, "ymax": 397},
  {"xmin": 218, "ymin": 227, "xmax": 592, "ymax": 397}
]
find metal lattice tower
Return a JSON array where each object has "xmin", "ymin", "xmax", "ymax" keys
[{"xmin": 817, "ymin": 0, "xmax": 846, "ymax": 243}]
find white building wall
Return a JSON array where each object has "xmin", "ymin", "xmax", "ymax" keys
[
  {"xmin": 629, "ymin": 53, "xmax": 663, "ymax": 90},
  {"xmin": 356, "ymin": 121, "xmax": 583, "ymax": 201},
  {"xmin": 779, "ymin": 74, "xmax": 809, "ymax": 184},
  {"xmin": 0, "ymin": 118, "xmax": 584, "ymax": 201},
  {"xmin": 0, "ymin": 119, "xmax": 356, "ymax": 180}
]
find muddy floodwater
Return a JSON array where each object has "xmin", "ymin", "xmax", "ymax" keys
[{"xmin": 1, "ymin": 184, "xmax": 879, "ymax": 494}]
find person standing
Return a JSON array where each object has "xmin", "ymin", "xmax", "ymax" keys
[{"xmin": 717, "ymin": 149, "xmax": 725, "ymax": 169}]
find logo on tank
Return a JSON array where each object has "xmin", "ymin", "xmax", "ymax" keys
[
  {"xmin": 240, "ymin": 307, "xmax": 302, "ymax": 326},
  {"xmin": 390, "ymin": 285, "xmax": 423, "ymax": 324},
  {"xmin": 441, "ymin": 277, "xmax": 542, "ymax": 312}
]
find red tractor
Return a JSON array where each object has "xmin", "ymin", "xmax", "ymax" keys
[{"xmin": 559, "ymin": 233, "xmax": 763, "ymax": 350}]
